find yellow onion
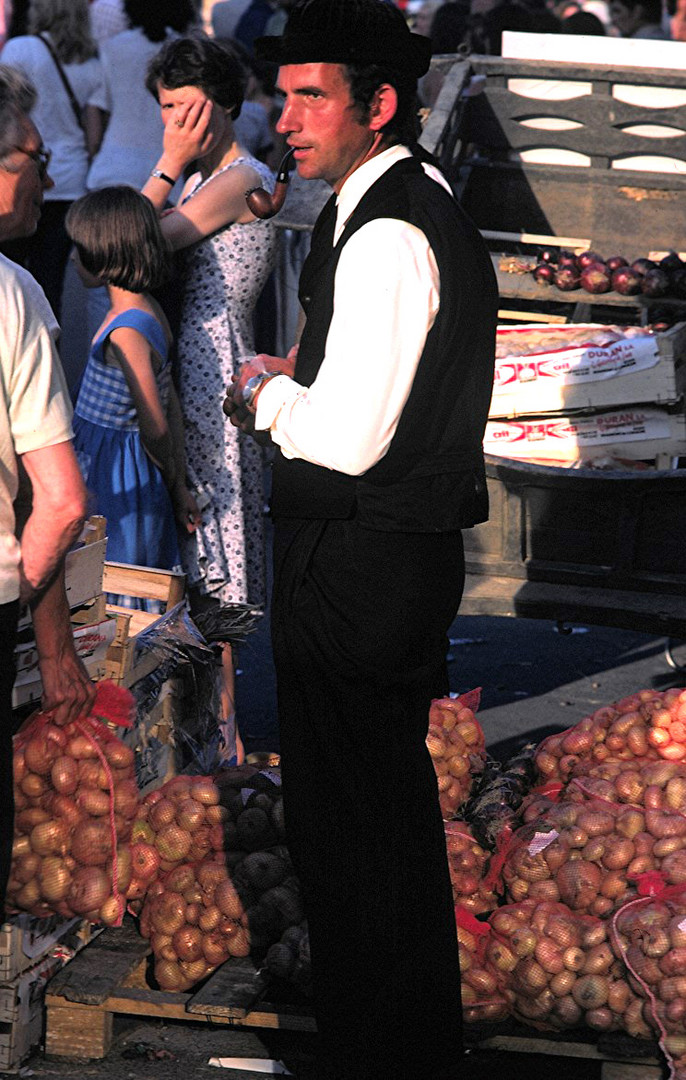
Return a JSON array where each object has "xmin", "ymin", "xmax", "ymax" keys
[
  {"xmin": 172, "ymin": 925, "xmax": 204, "ymax": 963},
  {"xmin": 155, "ymin": 824, "xmax": 192, "ymax": 864},
  {"xmin": 227, "ymin": 925, "xmax": 250, "ymax": 957},
  {"xmin": 150, "ymin": 892, "xmax": 187, "ymax": 935},
  {"xmin": 572, "ymin": 973, "xmax": 609, "ymax": 1009},
  {"xmin": 149, "ymin": 799, "xmax": 176, "ymax": 831},
  {"xmin": 67, "ymin": 866, "xmax": 111, "ymax": 916},
  {"xmin": 154, "ymin": 959, "xmax": 192, "ymax": 992},
  {"xmin": 30, "ymin": 819, "xmax": 69, "ymax": 857},
  {"xmin": 535, "ymin": 938, "xmax": 564, "ymax": 975},
  {"xmin": 71, "ymin": 819, "xmax": 113, "ymax": 866},
  {"xmin": 38, "ymin": 856, "xmax": 72, "ymax": 902},
  {"xmin": 191, "ymin": 780, "xmax": 220, "ymax": 807},
  {"xmin": 50, "ymin": 756, "xmax": 78, "ymax": 795},
  {"xmin": 202, "ymin": 929, "xmax": 230, "ymax": 967}
]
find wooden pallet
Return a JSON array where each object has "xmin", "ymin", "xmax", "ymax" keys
[
  {"xmin": 43, "ymin": 921, "xmax": 666, "ymax": 1078},
  {"xmin": 44, "ymin": 919, "xmax": 315, "ymax": 1061}
]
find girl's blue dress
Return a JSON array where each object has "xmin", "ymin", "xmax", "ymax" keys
[{"xmin": 73, "ymin": 309, "xmax": 180, "ymax": 585}]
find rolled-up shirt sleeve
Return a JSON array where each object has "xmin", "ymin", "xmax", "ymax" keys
[{"xmin": 255, "ymin": 216, "xmax": 439, "ymax": 476}]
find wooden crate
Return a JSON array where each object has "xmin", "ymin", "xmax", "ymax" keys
[
  {"xmin": 0, "ymin": 914, "xmax": 100, "ymax": 983},
  {"xmin": 43, "ymin": 921, "xmax": 663, "ymax": 1079},
  {"xmin": 444, "ymin": 56, "xmax": 686, "ymax": 262},
  {"xmin": 0, "ymin": 953, "xmax": 62, "ymax": 1072},
  {"xmin": 420, "ymin": 55, "xmax": 686, "ymax": 323}
]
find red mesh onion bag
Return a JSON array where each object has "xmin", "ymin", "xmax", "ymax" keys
[{"xmin": 9, "ymin": 681, "xmax": 138, "ymax": 925}]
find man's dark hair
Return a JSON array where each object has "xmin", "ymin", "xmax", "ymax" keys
[
  {"xmin": 344, "ymin": 63, "xmax": 421, "ymax": 147},
  {"xmin": 146, "ymin": 36, "xmax": 246, "ymax": 121}
]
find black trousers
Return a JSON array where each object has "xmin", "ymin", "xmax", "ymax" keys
[
  {"xmin": 0, "ymin": 601, "xmax": 19, "ymax": 923},
  {"xmin": 272, "ymin": 518, "xmax": 465, "ymax": 1080}
]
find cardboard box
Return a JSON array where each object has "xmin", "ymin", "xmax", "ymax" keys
[
  {"xmin": 12, "ymin": 617, "xmax": 118, "ymax": 710},
  {"xmin": 484, "ymin": 406, "xmax": 686, "ymax": 465},
  {"xmin": 490, "ymin": 323, "xmax": 686, "ymax": 419}
]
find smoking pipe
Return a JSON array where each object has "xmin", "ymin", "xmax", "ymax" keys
[{"xmin": 245, "ymin": 147, "xmax": 296, "ymax": 219}]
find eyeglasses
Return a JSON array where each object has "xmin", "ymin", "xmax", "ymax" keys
[{"xmin": 12, "ymin": 144, "xmax": 52, "ymax": 179}]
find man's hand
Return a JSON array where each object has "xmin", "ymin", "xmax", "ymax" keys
[
  {"xmin": 223, "ymin": 347, "xmax": 299, "ymax": 429},
  {"xmin": 172, "ymin": 483, "xmax": 201, "ymax": 534},
  {"xmin": 32, "ymin": 569, "xmax": 96, "ymax": 725},
  {"xmin": 39, "ymin": 644, "xmax": 96, "ymax": 726}
]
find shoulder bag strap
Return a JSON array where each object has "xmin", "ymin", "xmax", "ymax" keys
[{"xmin": 35, "ymin": 33, "xmax": 84, "ymax": 131}]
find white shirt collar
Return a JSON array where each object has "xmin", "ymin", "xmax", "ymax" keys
[{"xmin": 334, "ymin": 144, "xmax": 411, "ymax": 244}]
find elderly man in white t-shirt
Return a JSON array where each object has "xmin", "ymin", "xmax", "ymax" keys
[{"xmin": 0, "ymin": 64, "xmax": 95, "ymax": 918}]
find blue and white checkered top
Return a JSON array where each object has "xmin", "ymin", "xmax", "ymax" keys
[{"xmin": 75, "ymin": 309, "xmax": 171, "ymax": 430}]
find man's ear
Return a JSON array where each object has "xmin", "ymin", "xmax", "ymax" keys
[{"xmin": 369, "ymin": 84, "xmax": 398, "ymax": 131}]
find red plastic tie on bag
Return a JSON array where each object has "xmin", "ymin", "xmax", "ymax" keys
[
  {"xmin": 531, "ymin": 780, "xmax": 564, "ymax": 801},
  {"xmin": 483, "ymin": 824, "xmax": 514, "ymax": 895},
  {"xmin": 456, "ymin": 687, "xmax": 482, "ymax": 713}
]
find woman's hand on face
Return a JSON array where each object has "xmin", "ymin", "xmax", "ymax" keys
[{"xmin": 163, "ymin": 97, "xmax": 214, "ymax": 170}]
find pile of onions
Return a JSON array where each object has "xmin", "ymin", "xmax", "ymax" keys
[
  {"xmin": 487, "ymin": 898, "xmax": 651, "ymax": 1036},
  {"xmin": 139, "ymin": 861, "xmax": 252, "ymax": 991},
  {"xmin": 535, "ymin": 689, "xmax": 686, "ymax": 783},
  {"xmin": 445, "ymin": 821, "xmax": 498, "ymax": 915},
  {"xmin": 428, "ymin": 691, "xmax": 486, "ymax": 819},
  {"xmin": 455, "ymin": 906, "xmax": 511, "ymax": 1023},
  {"xmin": 9, "ymin": 706, "xmax": 139, "ymax": 924},
  {"xmin": 610, "ymin": 885, "xmax": 686, "ymax": 1075}
]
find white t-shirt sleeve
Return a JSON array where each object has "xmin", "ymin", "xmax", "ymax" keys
[{"xmin": 255, "ymin": 217, "xmax": 439, "ymax": 475}]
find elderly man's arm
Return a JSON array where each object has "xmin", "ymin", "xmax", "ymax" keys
[{"xmin": 17, "ymin": 440, "xmax": 96, "ymax": 722}]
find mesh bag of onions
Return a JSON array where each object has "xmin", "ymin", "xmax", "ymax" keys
[
  {"xmin": 486, "ymin": 898, "xmax": 651, "ymax": 1037},
  {"xmin": 500, "ymin": 796, "xmax": 663, "ymax": 916},
  {"xmin": 455, "ymin": 905, "xmax": 510, "ymax": 1023},
  {"xmin": 610, "ymin": 875, "xmax": 686, "ymax": 1079},
  {"xmin": 127, "ymin": 766, "xmax": 287, "ymax": 912},
  {"xmin": 428, "ymin": 689, "xmax": 486, "ymax": 820},
  {"xmin": 9, "ymin": 681, "xmax": 139, "ymax": 925},
  {"xmin": 445, "ymin": 821, "xmax": 499, "ymax": 915},
  {"xmin": 519, "ymin": 769, "xmax": 686, "ymax": 893},
  {"xmin": 535, "ymin": 688, "xmax": 686, "ymax": 784},
  {"xmin": 140, "ymin": 861, "xmax": 251, "ymax": 991},
  {"xmin": 140, "ymin": 850, "xmax": 303, "ymax": 991}
]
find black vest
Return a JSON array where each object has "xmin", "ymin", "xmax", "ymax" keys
[{"xmin": 270, "ymin": 156, "xmax": 497, "ymax": 532}]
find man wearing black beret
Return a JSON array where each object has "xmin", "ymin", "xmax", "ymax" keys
[{"xmin": 227, "ymin": 2, "xmax": 497, "ymax": 1076}]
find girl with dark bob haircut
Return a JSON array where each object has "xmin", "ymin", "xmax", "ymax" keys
[
  {"xmin": 67, "ymin": 184, "xmax": 198, "ymax": 614},
  {"xmin": 66, "ymin": 185, "xmax": 170, "ymax": 293},
  {"xmin": 146, "ymin": 36, "xmax": 245, "ymax": 121}
]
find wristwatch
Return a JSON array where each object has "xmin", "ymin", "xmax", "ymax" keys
[
  {"xmin": 242, "ymin": 371, "xmax": 280, "ymax": 412},
  {"xmin": 150, "ymin": 169, "xmax": 177, "ymax": 185}
]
